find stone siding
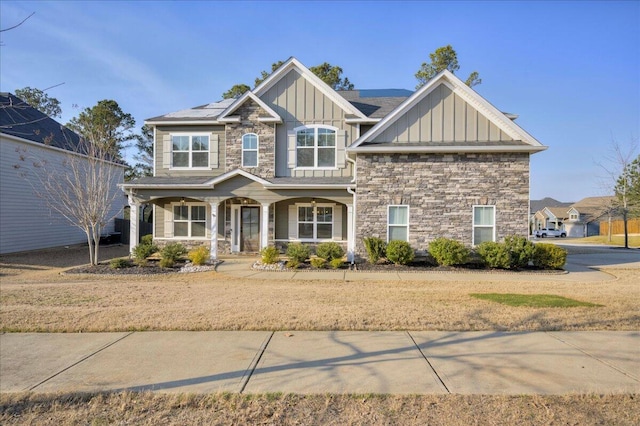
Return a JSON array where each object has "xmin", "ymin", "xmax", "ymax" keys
[
  {"xmin": 225, "ymin": 100, "xmax": 276, "ymax": 178},
  {"xmin": 355, "ymin": 153, "xmax": 530, "ymax": 255}
]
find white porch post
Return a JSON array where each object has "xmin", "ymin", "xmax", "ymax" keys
[
  {"xmin": 128, "ymin": 196, "xmax": 139, "ymax": 254},
  {"xmin": 261, "ymin": 202, "xmax": 270, "ymax": 250},
  {"xmin": 210, "ymin": 201, "xmax": 219, "ymax": 260},
  {"xmin": 347, "ymin": 204, "xmax": 354, "ymax": 262}
]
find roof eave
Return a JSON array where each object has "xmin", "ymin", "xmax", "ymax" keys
[
  {"xmin": 347, "ymin": 145, "xmax": 548, "ymax": 154},
  {"xmin": 145, "ymin": 120, "xmax": 222, "ymax": 126}
]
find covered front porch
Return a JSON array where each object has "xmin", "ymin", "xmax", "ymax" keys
[{"xmin": 121, "ymin": 170, "xmax": 355, "ymax": 261}]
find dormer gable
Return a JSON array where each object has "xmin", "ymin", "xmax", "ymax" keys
[
  {"xmin": 217, "ymin": 92, "xmax": 282, "ymax": 123},
  {"xmin": 349, "ymin": 70, "xmax": 546, "ymax": 154}
]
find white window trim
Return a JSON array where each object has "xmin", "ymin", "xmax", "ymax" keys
[
  {"xmin": 569, "ymin": 213, "xmax": 578, "ymax": 221},
  {"xmin": 295, "ymin": 203, "xmax": 335, "ymax": 242},
  {"xmin": 242, "ymin": 133, "xmax": 259, "ymax": 168},
  {"xmin": 472, "ymin": 205, "xmax": 496, "ymax": 246},
  {"xmin": 293, "ymin": 124, "xmax": 338, "ymax": 170},
  {"xmin": 170, "ymin": 132, "xmax": 211, "ymax": 170},
  {"xmin": 387, "ymin": 205, "xmax": 409, "ymax": 243},
  {"xmin": 171, "ymin": 202, "xmax": 209, "ymax": 239}
]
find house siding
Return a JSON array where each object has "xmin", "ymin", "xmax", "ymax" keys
[
  {"xmin": 372, "ymin": 84, "xmax": 514, "ymax": 143},
  {"xmin": 0, "ymin": 136, "xmax": 124, "ymax": 254},
  {"xmin": 259, "ymin": 68, "xmax": 357, "ymax": 178},
  {"xmin": 355, "ymin": 152, "xmax": 530, "ymax": 255},
  {"xmin": 155, "ymin": 125, "xmax": 225, "ymax": 177}
]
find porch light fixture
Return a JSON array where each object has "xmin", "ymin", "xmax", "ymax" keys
[
  {"xmin": 311, "ymin": 198, "xmax": 316, "ymax": 205},
  {"xmin": 180, "ymin": 197, "xmax": 185, "ymax": 205}
]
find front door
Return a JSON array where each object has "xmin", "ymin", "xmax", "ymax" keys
[{"xmin": 240, "ymin": 206, "xmax": 260, "ymax": 252}]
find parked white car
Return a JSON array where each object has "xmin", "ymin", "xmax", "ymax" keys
[{"xmin": 534, "ymin": 228, "xmax": 567, "ymax": 238}]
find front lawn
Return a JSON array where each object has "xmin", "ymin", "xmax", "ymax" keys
[{"xmin": 470, "ymin": 293, "xmax": 603, "ymax": 308}]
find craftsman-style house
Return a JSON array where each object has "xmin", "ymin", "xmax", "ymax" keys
[{"xmin": 120, "ymin": 58, "xmax": 546, "ymax": 261}]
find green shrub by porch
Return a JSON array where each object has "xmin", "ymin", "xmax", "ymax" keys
[
  {"xmin": 386, "ymin": 240, "xmax": 415, "ymax": 265},
  {"xmin": 316, "ymin": 242, "xmax": 344, "ymax": 261},
  {"xmin": 429, "ymin": 238, "xmax": 470, "ymax": 266},
  {"xmin": 286, "ymin": 243, "xmax": 310, "ymax": 263},
  {"xmin": 260, "ymin": 246, "xmax": 280, "ymax": 264},
  {"xmin": 363, "ymin": 236, "xmax": 386, "ymax": 264},
  {"xmin": 310, "ymin": 257, "xmax": 326, "ymax": 269},
  {"xmin": 532, "ymin": 243, "xmax": 567, "ymax": 269},
  {"xmin": 160, "ymin": 243, "xmax": 187, "ymax": 268},
  {"xmin": 132, "ymin": 237, "xmax": 158, "ymax": 266}
]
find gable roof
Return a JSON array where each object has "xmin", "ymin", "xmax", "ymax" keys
[
  {"xmin": 252, "ymin": 57, "xmax": 368, "ymax": 120},
  {"xmin": 530, "ymin": 197, "xmax": 574, "ymax": 213},
  {"xmin": 0, "ymin": 93, "xmax": 82, "ymax": 152},
  {"xmin": 217, "ymin": 91, "xmax": 282, "ymax": 123},
  {"xmin": 348, "ymin": 70, "xmax": 546, "ymax": 153}
]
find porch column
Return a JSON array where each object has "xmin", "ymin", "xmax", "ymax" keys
[
  {"xmin": 209, "ymin": 201, "xmax": 219, "ymax": 260},
  {"xmin": 347, "ymin": 204, "xmax": 355, "ymax": 262},
  {"xmin": 128, "ymin": 196, "xmax": 139, "ymax": 254},
  {"xmin": 261, "ymin": 202, "xmax": 270, "ymax": 250}
]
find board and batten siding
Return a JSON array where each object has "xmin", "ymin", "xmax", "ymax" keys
[
  {"xmin": 154, "ymin": 125, "xmax": 226, "ymax": 177},
  {"xmin": 259, "ymin": 68, "xmax": 357, "ymax": 178},
  {"xmin": 372, "ymin": 84, "xmax": 514, "ymax": 144},
  {"xmin": 0, "ymin": 136, "xmax": 125, "ymax": 254}
]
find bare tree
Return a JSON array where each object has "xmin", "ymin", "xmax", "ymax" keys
[
  {"xmin": 15, "ymin": 134, "xmax": 124, "ymax": 265},
  {"xmin": 597, "ymin": 137, "xmax": 639, "ymax": 248}
]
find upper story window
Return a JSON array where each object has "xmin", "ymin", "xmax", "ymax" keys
[
  {"xmin": 172, "ymin": 134, "xmax": 209, "ymax": 168},
  {"xmin": 296, "ymin": 126, "xmax": 336, "ymax": 168},
  {"xmin": 242, "ymin": 133, "xmax": 258, "ymax": 167},
  {"xmin": 472, "ymin": 205, "xmax": 495, "ymax": 245},
  {"xmin": 569, "ymin": 213, "xmax": 578, "ymax": 221}
]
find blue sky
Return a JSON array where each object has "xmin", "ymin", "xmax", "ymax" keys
[{"xmin": 1, "ymin": 1, "xmax": 638, "ymax": 202}]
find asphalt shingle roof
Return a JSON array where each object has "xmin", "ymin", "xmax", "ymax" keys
[{"xmin": 0, "ymin": 93, "xmax": 81, "ymax": 152}]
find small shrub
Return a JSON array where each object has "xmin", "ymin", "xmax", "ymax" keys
[
  {"xmin": 160, "ymin": 242, "xmax": 187, "ymax": 268},
  {"xmin": 386, "ymin": 240, "xmax": 415, "ymax": 265},
  {"xmin": 363, "ymin": 237, "xmax": 386, "ymax": 264},
  {"xmin": 532, "ymin": 243, "xmax": 567, "ymax": 269},
  {"xmin": 286, "ymin": 243, "xmax": 310, "ymax": 263},
  {"xmin": 504, "ymin": 235, "xmax": 535, "ymax": 269},
  {"xmin": 109, "ymin": 258, "xmax": 131, "ymax": 269},
  {"xmin": 429, "ymin": 238, "xmax": 470, "ymax": 266},
  {"xmin": 329, "ymin": 258, "xmax": 344, "ymax": 269},
  {"xmin": 132, "ymin": 241, "xmax": 158, "ymax": 266},
  {"xmin": 310, "ymin": 257, "xmax": 326, "ymax": 269},
  {"xmin": 140, "ymin": 234, "xmax": 154, "ymax": 246},
  {"xmin": 476, "ymin": 242, "xmax": 510, "ymax": 269},
  {"xmin": 286, "ymin": 259, "xmax": 300, "ymax": 269},
  {"xmin": 260, "ymin": 246, "xmax": 280, "ymax": 264},
  {"xmin": 316, "ymin": 242, "xmax": 345, "ymax": 261},
  {"xmin": 188, "ymin": 246, "xmax": 210, "ymax": 266}
]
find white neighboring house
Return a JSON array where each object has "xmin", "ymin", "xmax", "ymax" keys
[{"xmin": 0, "ymin": 93, "xmax": 126, "ymax": 255}]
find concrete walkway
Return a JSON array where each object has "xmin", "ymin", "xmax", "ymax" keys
[{"xmin": 1, "ymin": 331, "xmax": 638, "ymax": 395}]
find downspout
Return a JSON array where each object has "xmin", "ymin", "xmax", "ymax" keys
[{"xmin": 346, "ymin": 153, "xmax": 357, "ymax": 264}]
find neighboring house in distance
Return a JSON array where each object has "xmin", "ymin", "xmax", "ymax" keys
[
  {"xmin": 530, "ymin": 197, "xmax": 573, "ymax": 233},
  {"xmin": 532, "ymin": 196, "xmax": 616, "ymax": 237},
  {"xmin": 120, "ymin": 58, "xmax": 546, "ymax": 261},
  {"xmin": 0, "ymin": 93, "xmax": 126, "ymax": 254}
]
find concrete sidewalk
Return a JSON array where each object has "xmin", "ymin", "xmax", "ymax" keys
[{"xmin": 2, "ymin": 331, "xmax": 638, "ymax": 395}]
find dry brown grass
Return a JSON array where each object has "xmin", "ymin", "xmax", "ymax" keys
[
  {"xmin": 1, "ymin": 247, "xmax": 638, "ymax": 332},
  {"xmin": 1, "ymin": 392, "xmax": 638, "ymax": 426}
]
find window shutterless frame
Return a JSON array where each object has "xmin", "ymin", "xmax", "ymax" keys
[
  {"xmin": 387, "ymin": 205, "xmax": 409, "ymax": 242},
  {"xmin": 172, "ymin": 203, "xmax": 208, "ymax": 238},
  {"xmin": 242, "ymin": 133, "xmax": 258, "ymax": 167},
  {"xmin": 472, "ymin": 205, "xmax": 496, "ymax": 245},
  {"xmin": 296, "ymin": 203, "xmax": 334, "ymax": 241}
]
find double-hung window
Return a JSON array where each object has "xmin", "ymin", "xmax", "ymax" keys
[
  {"xmin": 298, "ymin": 205, "xmax": 333, "ymax": 240},
  {"xmin": 242, "ymin": 133, "xmax": 258, "ymax": 167},
  {"xmin": 172, "ymin": 134, "xmax": 209, "ymax": 168},
  {"xmin": 472, "ymin": 205, "xmax": 495, "ymax": 245},
  {"xmin": 296, "ymin": 126, "xmax": 336, "ymax": 168},
  {"xmin": 387, "ymin": 205, "xmax": 409, "ymax": 242},
  {"xmin": 173, "ymin": 204, "xmax": 207, "ymax": 237}
]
